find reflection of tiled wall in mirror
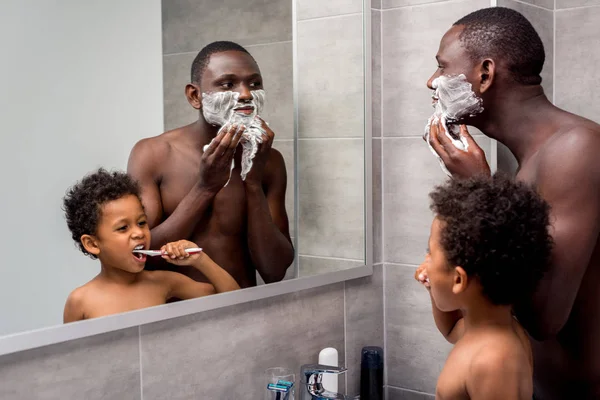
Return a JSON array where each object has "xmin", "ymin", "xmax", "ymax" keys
[
  {"xmin": 296, "ymin": 0, "xmax": 366, "ymax": 277},
  {"xmin": 161, "ymin": 0, "xmax": 296, "ymax": 281}
]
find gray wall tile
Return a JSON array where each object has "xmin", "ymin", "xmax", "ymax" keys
[
  {"xmin": 0, "ymin": 328, "xmax": 140, "ymax": 400},
  {"xmin": 373, "ymin": 139, "xmax": 383, "ymax": 264},
  {"xmin": 382, "ymin": 136, "xmax": 491, "ymax": 264},
  {"xmin": 297, "ymin": 14, "xmax": 364, "ymax": 138},
  {"xmin": 163, "ymin": 53, "xmax": 197, "ymax": 131},
  {"xmin": 298, "ymin": 256, "xmax": 363, "ymax": 277},
  {"xmin": 298, "ymin": 139, "xmax": 365, "ymax": 260},
  {"xmin": 555, "ymin": 6, "xmax": 600, "ymax": 124},
  {"xmin": 514, "ymin": 0, "xmax": 554, "ymax": 9},
  {"xmin": 381, "ymin": 0, "xmax": 489, "ymax": 138},
  {"xmin": 163, "ymin": 42, "xmax": 294, "ymax": 135},
  {"xmin": 557, "ymin": 0, "xmax": 600, "ymax": 8},
  {"xmin": 140, "ymin": 284, "xmax": 345, "ymax": 400},
  {"xmin": 498, "ymin": 0, "xmax": 554, "ymax": 101},
  {"xmin": 345, "ymin": 264, "xmax": 384, "ymax": 397},
  {"xmin": 385, "ymin": 264, "xmax": 452, "ymax": 393},
  {"xmin": 162, "ymin": 0, "xmax": 292, "ymax": 54},
  {"xmin": 387, "ymin": 386, "xmax": 435, "ymax": 399},
  {"xmin": 273, "ymin": 140, "xmax": 295, "ymax": 228},
  {"xmin": 383, "ymin": 0, "xmax": 449, "ymax": 9},
  {"xmin": 373, "ymin": 0, "xmax": 383, "ymax": 9},
  {"xmin": 373, "ymin": 10, "xmax": 382, "ymax": 138},
  {"xmin": 297, "ymin": 0, "xmax": 362, "ymax": 20}
]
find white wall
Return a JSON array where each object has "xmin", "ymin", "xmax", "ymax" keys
[{"xmin": 0, "ymin": 0, "xmax": 163, "ymax": 335}]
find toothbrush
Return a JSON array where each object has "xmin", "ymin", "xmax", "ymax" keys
[{"xmin": 132, "ymin": 247, "xmax": 203, "ymax": 257}]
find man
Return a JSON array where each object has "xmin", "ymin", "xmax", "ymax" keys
[
  {"xmin": 127, "ymin": 41, "xmax": 294, "ymax": 289},
  {"xmin": 425, "ymin": 7, "xmax": 600, "ymax": 399}
]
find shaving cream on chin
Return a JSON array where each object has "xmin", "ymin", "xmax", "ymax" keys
[
  {"xmin": 423, "ymin": 74, "xmax": 483, "ymax": 177},
  {"xmin": 201, "ymin": 90, "xmax": 268, "ymax": 186}
]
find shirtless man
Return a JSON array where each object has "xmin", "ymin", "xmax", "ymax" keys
[
  {"xmin": 127, "ymin": 41, "xmax": 294, "ymax": 288},
  {"xmin": 425, "ymin": 7, "xmax": 600, "ymax": 399}
]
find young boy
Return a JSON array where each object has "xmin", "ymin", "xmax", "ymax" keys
[
  {"xmin": 414, "ymin": 174, "xmax": 553, "ymax": 399},
  {"xmin": 62, "ymin": 168, "xmax": 240, "ymax": 323}
]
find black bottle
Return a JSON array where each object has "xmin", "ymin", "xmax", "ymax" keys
[{"xmin": 360, "ymin": 346, "xmax": 384, "ymax": 400}]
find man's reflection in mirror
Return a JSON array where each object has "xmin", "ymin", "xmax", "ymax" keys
[
  {"xmin": 62, "ymin": 169, "xmax": 240, "ymax": 322},
  {"xmin": 127, "ymin": 41, "xmax": 294, "ymax": 291}
]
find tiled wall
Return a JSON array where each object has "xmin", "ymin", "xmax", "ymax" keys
[
  {"xmin": 373, "ymin": 0, "xmax": 491, "ymax": 398},
  {"xmin": 296, "ymin": 0, "xmax": 367, "ymax": 276},
  {"xmin": 0, "ymin": 266, "xmax": 383, "ymax": 399}
]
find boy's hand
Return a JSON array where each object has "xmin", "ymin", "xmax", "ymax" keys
[
  {"xmin": 161, "ymin": 240, "xmax": 203, "ymax": 266},
  {"xmin": 415, "ymin": 261, "xmax": 431, "ymax": 290}
]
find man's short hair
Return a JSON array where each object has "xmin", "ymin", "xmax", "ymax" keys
[
  {"xmin": 430, "ymin": 173, "xmax": 553, "ymax": 305},
  {"xmin": 454, "ymin": 7, "xmax": 545, "ymax": 85},
  {"xmin": 63, "ymin": 168, "xmax": 141, "ymax": 259},
  {"xmin": 190, "ymin": 41, "xmax": 252, "ymax": 84}
]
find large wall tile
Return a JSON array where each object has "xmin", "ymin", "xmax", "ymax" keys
[
  {"xmin": 383, "ymin": 136, "xmax": 491, "ymax": 265},
  {"xmin": 298, "ymin": 256, "xmax": 363, "ymax": 277},
  {"xmin": 273, "ymin": 140, "xmax": 296, "ymax": 230},
  {"xmin": 499, "ymin": 0, "xmax": 554, "ymax": 101},
  {"xmin": 249, "ymin": 41, "xmax": 294, "ymax": 139},
  {"xmin": 345, "ymin": 264, "xmax": 384, "ymax": 397},
  {"xmin": 373, "ymin": 0, "xmax": 383, "ymax": 8},
  {"xmin": 514, "ymin": 0, "xmax": 554, "ymax": 9},
  {"xmin": 162, "ymin": 0, "xmax": 292, "ymax": 54},
  {"xmin": 163, "ymin": 42, "xmax": 294, "ymax": 135},
  {"xmin": 0, "ymin": 328, "xmax": 140, "ymax": 400},
  {"xmin": 373, "ymin": 138, "xmax": 383, "ymax": 264},
  {"xmin": 383, "ymin": 0, "xmax": 449, "ymax": 8},
  {"xmin": 297, "ymin": 0, "xmax": 362, "ymax": 20},
  {"xmin": 385, "ymin": 264, "xmax": 452, "ymax": 393},
  {"xmin": 381, "ymin": 0, "xmax": 489, "ymax": 138},
  {"xmin": 297, "ymin": 14, "xmax": 364, "ymax": 138},
  {"xmin": 555, "ymin": 6, "xmax": 600, "ymax": 124},
  {"xmin": 387, "ymin": 386, "xmax": 435, "ymax": 399},
  {"xmin": 298, "ymin": 138, "xmax": 365, "ymax": 260},
  {"xmin": 557, "ymin": 0, "xmax": 600, "ymax": 8},
  {"xmin": 163, "ymin": 53, "xmax": 197, "ymax": 131},
  {"xmin": 140, "ymin": 284, "xmax": 345, "ymax": 399},
  {"xmin": 373, "ymin": 10, "xmax": 382, "ymax": 138}
]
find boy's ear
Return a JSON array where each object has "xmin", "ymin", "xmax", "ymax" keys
[
  {"xmin": 452, "ymin": 266, "xmax": 469, "ymax": 295},
  {"xmin": 81, "ymin": 234, "xmax": 100, "ymax": 256}
]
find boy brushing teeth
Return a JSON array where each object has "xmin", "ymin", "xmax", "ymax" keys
[{"xmin": 62, "ymin": 168, "xmax": 240, "ymax": 323}]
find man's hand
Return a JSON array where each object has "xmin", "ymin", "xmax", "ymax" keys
[
  {"xmin": 427, "ymin": 120, "xmax": 491, "ymax": 179},
  {"xmin": 415, "ymin": 258, "xmax": 431, "ymax": 290},
  {"xmin": 245, "ymin": 117, "xmax": 274, "ymax": 186},
  {"xmin": 198, "ymin": 124, "xmax": 244, "ymax": 193},
  {"xmin": 161, "ymin": 240, "xmax": 203, "ymax": 266}
]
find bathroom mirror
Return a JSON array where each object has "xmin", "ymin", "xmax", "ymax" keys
[{"xmin": 0, "ymin": 0, "xmax": 369, "ymax": 345}]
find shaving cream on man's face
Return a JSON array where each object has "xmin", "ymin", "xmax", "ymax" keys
[
  {"xmin": 424, "ymin": 74, "xmax": 484, "ymax": 177},
  {"xmin": 201, "ymin": 89, "xmax": 268, "ymax": 185},
  {"xmin": 201, "ymin": 90, "xmax": 265, "ymax": 127}
]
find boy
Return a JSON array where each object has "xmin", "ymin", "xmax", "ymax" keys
[
  {"xmin": 415, "ymin": 174, "xmax": 553, "ymax": 399},
  {"xmin": 62, "ymin": 168, "xmax": 240, "ymax": 323}
]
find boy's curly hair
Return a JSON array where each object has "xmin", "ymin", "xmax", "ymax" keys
[
  {"xmin": 430, "ymin": 173, "xmax": 553, "ymax": 305},
  {"xmin": 63, "ymin": 168, "xmax": 141, "ymax": 259}
]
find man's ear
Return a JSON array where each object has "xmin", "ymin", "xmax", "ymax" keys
[
  {"xmin": 478, "ymin": 58, "xmax": 495, "ymax": 94},
  {"xmin": 81, "ymin": 234, "xmax": 100, "ymax": 257},
  {"xmin": 185, "ymin": 83, "xmax": 202, "ymax": 110},
  {"xmin": 452, "ymin": 266, "xmax": 469, "ymax": 295}
]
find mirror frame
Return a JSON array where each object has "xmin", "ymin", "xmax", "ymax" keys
[{"xmin": 0, "ymin": 0, "xmax": 373, "ymax": 357}]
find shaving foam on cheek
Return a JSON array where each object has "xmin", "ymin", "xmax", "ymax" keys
[
  {"xmin": 423, "ymin": 74, "xmax": 484, "ymax": 177},
  {"xmin": 201, "ymin": 90, "xmax": 267, "ymax": 186}
]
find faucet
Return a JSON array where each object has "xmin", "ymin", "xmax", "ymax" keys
[{"xmin": 300, "ymin": 364, "xmax": 353, "ymax": 400}]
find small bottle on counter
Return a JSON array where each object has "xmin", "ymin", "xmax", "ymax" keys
[{"xmin": 360, "ymin": 346, "xmax": 383, "ymax": 400}]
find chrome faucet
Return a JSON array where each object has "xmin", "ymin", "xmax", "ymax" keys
[{"xmin": 300, "ymin": 364, "xmax": 354, "ymax": 400}]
